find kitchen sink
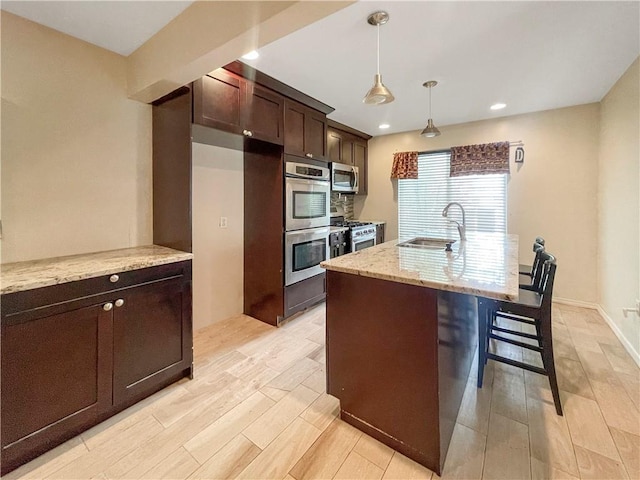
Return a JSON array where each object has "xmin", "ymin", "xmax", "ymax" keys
[{"xmin": 397, "ymin": 237, "xmax": 456, "ymax": 250}]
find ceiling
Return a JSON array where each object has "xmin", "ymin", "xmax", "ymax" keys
[
  {"xmin": 2, "ymin": 1, "xmax": 638, "ymax": 136},
  {"xmin": 1, "ymin": 1, "xmax": 193, "ymax": 56}
]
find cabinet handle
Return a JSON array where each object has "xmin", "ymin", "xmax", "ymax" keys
[
  {"xmin": 109, "ymin": 274, "xmax": 119, "ymax": 283},
  {"xmin": 305, "ymin": 153, "xmax": 313, "ymax": 158},
  {"xmin": 103, "ymin": 302, "xmax": 113, "ymax": 311},
  {"xmin": 115, "ymin": 299, "xmax": 125, "ymax": 307},
  {"xmin": 242, "ymin": 129, "xmax": 253, "ymax": 137}
]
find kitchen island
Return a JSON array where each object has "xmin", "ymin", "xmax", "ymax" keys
[{"xmin": 320, "ymin": 233, "xmax": 518, "ymax": 475}]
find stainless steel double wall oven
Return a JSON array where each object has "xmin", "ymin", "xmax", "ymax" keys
[{"xmin": 284, "ymin": 161, "xmax": 330, "ymax": 286}]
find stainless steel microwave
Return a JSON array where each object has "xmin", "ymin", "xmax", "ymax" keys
[{"xmin": 330, "ymin": 162, "xmax": 359, "ymax": 193}]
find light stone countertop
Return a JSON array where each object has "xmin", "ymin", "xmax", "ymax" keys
[
  {"xmin": 321, "ymin": 232, "xmax": 519, "ymax": 301},
  {"xmin": 1, "ymin": 245, "xmax": 193, "ymax": 294}
]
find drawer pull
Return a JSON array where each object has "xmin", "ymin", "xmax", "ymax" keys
[
  {"xmin": 103, "ymin": 302, "xmax": 113, "ymax": 311},
  {"xmin": 109, "ymin": 274, "xmax": 119, "ymax": 283},
  {"xmin": 115, "ymin": 299, "xmax": 125, "ymax": 308},
  {"xmin": 305, "ymin": 153, "xmax": 313, "ymax": 158}
]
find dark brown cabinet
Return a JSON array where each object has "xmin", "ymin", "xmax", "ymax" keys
[
  {"xmin": 112, "ymin": 276, "xmax": 191, "ymax": 405},
  {"xmin": 193, "ymin": 69, "xmax": 284, "ymax": 145},
  {"xmin": 1, "ymin": 261, "xmax": 192, "ymax": 475},
  {"xmin": 327, "ymin": 121, "xmax": 371, "ymax": 195},
  {"xmin": 376, "ymin": 223, "xmax": 386, "ymax": 245},
  {"xmin": 1, "ymin": 304, "xmax": 112, "ymax": 472},
  {"xmin": 284, "ymin": 98, "xmax": 327, "ymax": 160}
]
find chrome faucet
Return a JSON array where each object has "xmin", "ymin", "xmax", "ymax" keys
[{"xmin": 442, "ymin": 202, "xmax": 466, "ymax": 241}]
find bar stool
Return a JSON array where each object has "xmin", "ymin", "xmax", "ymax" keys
[
  {"xmin": 519, "ymin": 236, "xmax": 545, "ymax": 276},
  {"xmin": 477, "ymin": 252, "xmax": 562, "ymax": 415}
]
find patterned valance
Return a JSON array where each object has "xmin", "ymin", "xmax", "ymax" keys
[
  {"xmin": 391, "ymin": 151, "xmax": 418, "ymax": 179},
  {"xmin": 450, "ymin": 141, "xmax": 510, "ymax": 177}
]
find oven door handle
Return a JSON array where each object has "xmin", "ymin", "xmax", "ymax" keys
[
  {"xmin": 285, "ymin": 226, "xmax": 330, "ymax": 240},
  {"xmin": 285, "ymin": 176, "xmax": 330, "ymax": 187}
]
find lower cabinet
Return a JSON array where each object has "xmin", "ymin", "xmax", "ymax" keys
[
  {"xmin": 112, "ymin": 276, "xmax": 190, "ymax": 405},
  {"xmin": 0, "ymin": 261, "xmax": 192, "ymax": 475},
  {"xmin": 284, "ymin": 273, "xmax": 326, "ymax": 319},
  {"xmin": 1, "ymin": 304, "xmax": 113, "ymax": 473}
]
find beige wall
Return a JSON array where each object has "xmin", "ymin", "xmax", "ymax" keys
[
  {"xmin": 598, "ymin": 57, "xmax": 640, "ymax": 359},
  {"xmin": 192, "ymin": 143, "xmax": 244, "ymax": 331},
  {"xmin": 1, "ymin": 12, "xmax": 152, "ymax": 263},
  {"xmin": 356, "ymin": 104, "xmax": 601, "ymax": 303}
]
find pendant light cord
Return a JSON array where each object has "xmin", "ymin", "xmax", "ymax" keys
[
  {"xmin": 377, "ymin": 24, "xmax": 380, "ymax": 74},
  {"xmin": 429, "ymin": 84, "xmax": 432, "ymax": 118}
]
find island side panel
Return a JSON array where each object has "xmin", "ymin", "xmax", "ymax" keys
[
  {"xmin": 436, "ymin": 291, "xmax": 478, "ymax": 467},
  {"xmin": 326, "ymin": 270, "xmax": 441, "ymax": 473}
]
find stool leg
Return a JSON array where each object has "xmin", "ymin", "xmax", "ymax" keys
[
  {"xmin": 485, "ymin": 311, "xmax": 493, "ymax": 364},
  {"xmin": 540, "ymin": 313, "xmax": 563, "ymax": 416},
  {"xmin": 477, "ymin": 302, "xmax": 488, "ymax": 388}
]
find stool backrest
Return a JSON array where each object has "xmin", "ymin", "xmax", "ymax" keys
[
  {"xmin": 539, "ymin": 252, "xmax": 557, "ymax": 311},
  {"xmin": 530, "ymin": 243, "xmax": 546, "ymax": 289}
]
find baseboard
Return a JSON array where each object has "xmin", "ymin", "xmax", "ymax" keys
[
  {"xmin": 596, "ymin": 305, "xmax": 640, "ymax": 368},
  {"xmin": 553, "ymin": 297, "xmax": 599, "ymax": 310}
]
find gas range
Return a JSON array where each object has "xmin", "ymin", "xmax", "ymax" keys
[{"xmin": 330, "ymin": 217, "xmax": 377, "ymax": 253}]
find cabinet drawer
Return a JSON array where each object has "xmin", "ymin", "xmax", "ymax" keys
[
  {"xmin": 284, "ymin": 273, "xmax": 326, "ymax": 319},
  {"xmin": 2, "ymin": 261, "xmax": 190, "ymax": 322}
]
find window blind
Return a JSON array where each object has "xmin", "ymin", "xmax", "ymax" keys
[{"xmin": 398, "ymin": 151, "xmax": 507, "ymax": 240}]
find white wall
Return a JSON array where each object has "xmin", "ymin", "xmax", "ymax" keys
[
  {"xmin": 598, "ymin": 58, "xmax": 640, "ymax": 360},
  {"xmin": 1, "ymin": 12, "xmax": 152, "ymax": 263},
  {"xmin": 192, "ymin": 143, "xmax": 244, "ymax": 331},
  {"xmin": 356, "ymin": 104, "xmax": 600, "ymax": 304}
]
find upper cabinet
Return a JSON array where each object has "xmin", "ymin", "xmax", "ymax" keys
[
  {"xmin": 327, "ymin": 121, "xmax": 372, "ymax": 195},
  {"xmin": 284, "ymin": 99, "xmax": 327, "ymax": 160},
  {"xmin": 193, "ymin": 69, "xmax": 284, "ymax": 145}
]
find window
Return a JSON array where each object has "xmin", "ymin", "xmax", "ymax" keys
[{"xmin": 398, "ymin": 151, "xmax": 507, "ymax": 240}]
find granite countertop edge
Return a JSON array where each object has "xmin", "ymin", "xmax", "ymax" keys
[
  {"xmin": 321, "ymin": 234, "xmax": 519, "ymax": 301},
  {"xmin": 1, "ymin": 245, "xmax": 193, "ymax": 295}
]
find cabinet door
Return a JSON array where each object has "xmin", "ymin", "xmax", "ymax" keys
[
  {"xmin": 243, "ymin": 83, "xmax": 284, "ymax": 145},
  {"xmin": 285, "ymin": 99, "xmax": 328, "ymax": 160},
  {"xmin": 305, "ymin": 109, "xmax": 328, "ymax": 160},
  {"xmin": 327, "ymin": 129, "xmax": 343, "ymax": 162},
  {"xmin": 112, "ymin": 277, "xmax": 191, "ymax": 406},
  {"xmin": 341, "ymin": 138, "xmax": 355, "ymax": 165},
  {"xmin": 284, "ymin": 99, "xmax": 307, "ymax": 157},
  {"xmin": 353, "ymin": 140, "xmax": 368, "ymax": 195},
  {"xmin": 193, "ymin": 70, "xmax": 243, "ymax": 134},
  {"xmin": 1, "ymin": 303, "xmax": 112, "ymax": 470}
]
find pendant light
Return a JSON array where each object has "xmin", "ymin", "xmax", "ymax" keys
[
  {"xmin": 363, "ymin": 11, "xmax": 394, "ymax": 105},
  {"xmin": 421, "ymin": 81, "xmax": 441, "ymax": 137}
]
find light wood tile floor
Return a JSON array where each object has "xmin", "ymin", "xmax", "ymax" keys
[{"xmin": 6, "ymin": 303, "xmax": 639, "ymax": 479}]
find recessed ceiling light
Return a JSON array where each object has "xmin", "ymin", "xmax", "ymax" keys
[
  {"xmin": 490, "ymin": 103, "xmax": 507, "ymax": 110},
  {"xmin": 242, "ymin": 50, "xmax": 259, "ymax": 60},
  {"xmin": 379, "ymin": 123, "xmax": 390, "ymax": 129}
]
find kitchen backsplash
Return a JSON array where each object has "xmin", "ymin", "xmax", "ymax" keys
[{"xmin": 330, "ymin": 193, "xmax": 355, "ymax": 220}]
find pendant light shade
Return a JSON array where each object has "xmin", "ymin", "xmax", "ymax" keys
[
  {"xmin": 364, "ymin": 74, "xmax": 395, "ymax": 105},
  {"xmin": 421, "ymin": 81, "xmax": 441, "ymax": 137},
  {"xmin": 363, "ymin": 11, "xmax": 394, "ymax": 105}
]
